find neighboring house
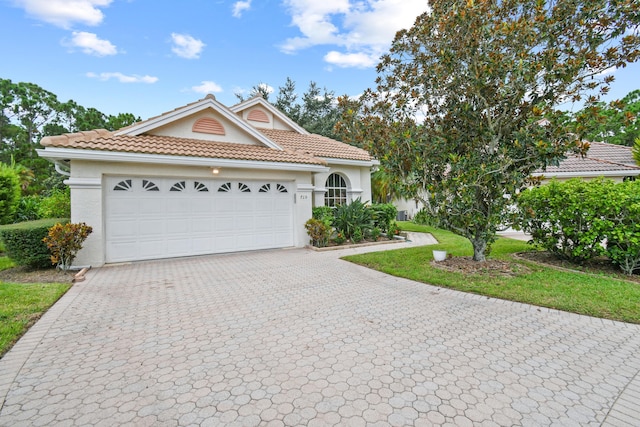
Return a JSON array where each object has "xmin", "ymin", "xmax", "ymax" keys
[
  {"xmin": 395, "ymin": 141, "xmax": 640, "ymax": 219},
  {"xmin": 37, "ymin": 95, "xmax": 375, "ymax": 266},
  {"xmin": 531, "ymin": 141, "xmax": 640, "ymax": 182}
]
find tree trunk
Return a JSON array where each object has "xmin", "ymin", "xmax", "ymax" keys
[{"xmin": 471, "ymin": 237, "xmax": 487, "ymax": 262}]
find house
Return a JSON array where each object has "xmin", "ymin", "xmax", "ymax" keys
[
  {"xmin": 531, "ymin": 141, "xmax": 640, "ymax": 182},
  {"xmin": 395, "ymin": 141, "xmax": 640, "ymax": 219},
  {"xmin": 37, "ymin": 95, "xmax": 376, "ymax": 266}
]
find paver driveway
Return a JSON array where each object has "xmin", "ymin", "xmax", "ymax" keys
[{"xmin": 1, "ymin": 236, "xmax": 640, "ymax": 426}]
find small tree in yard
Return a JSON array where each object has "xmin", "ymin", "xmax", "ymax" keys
[
  {"xmin": 43, "ymin": 222, "xmax": 92, "ymax": 270},
  {"xmin": 0, "ymin": 164, "xmax": 21, "ymax": 224},
  {"xmin": 337, "ymin": 0, "xmax": 640, "ymax": 261}
]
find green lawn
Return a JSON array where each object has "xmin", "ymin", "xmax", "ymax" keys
[
  {"xmin": 344, "ymin": 222, "xmax": 640, "ymax": 324},
  {"xmin": 0, "ymin": 256, "xmax": 70, "ymax": 357}
]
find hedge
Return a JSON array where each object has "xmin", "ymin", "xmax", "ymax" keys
[
  {"xmin": 516, "ymin": 178, "xmax": 640, "ymax": 274},
  {"xmin": 0, "ymin": 218, "xmax": 69, "ymax": 268}
]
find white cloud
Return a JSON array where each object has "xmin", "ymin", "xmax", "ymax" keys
[
  {"xmin": 192, "ymin": 81, "xmax": 224, "ymax": 94},
  {"xmin": 324, "ymin": 51, "xmax": 378, "ymax": 68},
  {"xmin": 170, "ymin": 33, "xmax": 205, "ymax": 59},
  {"xmin": 232, "ymin": 0, "xmax": 251, "ymax": 18},
  {"xmin": 65, "ymin": 31, "xmax": 117, "ymax": 56},
  {"xmin": 86, "ymin": 72, "xmax": 158, "ymax": 84},
  {"xmin": 13, "ymin": 0, "xmax": 112, "ymax": 29},
  {"xmin": 280, "ymin": 0, "xmax": 427, "ymax": 68}
]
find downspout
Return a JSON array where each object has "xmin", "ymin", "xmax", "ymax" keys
[{"xmin": 54, "ymin": 161, "xmax": 71, "ymax": 176}]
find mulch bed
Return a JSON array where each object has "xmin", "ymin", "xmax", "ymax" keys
[
  {"xmin": 431, "ymin": 251, "xmax": 639, "ymax": 282},
  {"xmin": 515, "ymin": 251, "xmax": 640, "ymax": 284},
  {"xmin": 431, "ymin": 256, "xmax": 531, "ymax": 277},
  {"xmin": 0, "ymin": 265, "xmax": 76, "ymax": 284}
]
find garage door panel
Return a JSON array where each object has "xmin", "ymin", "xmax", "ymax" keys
[
  {"xmin": 191, "ymin": 218, "xmax": 214, "ymax": 233},
  {"xmin": 165, "ymin": 238, "xmax": 192, "ymax": 255},
  {"xmin": 165, "ymin": 218, "xmax": 189, "ymax": 234},
  {"xmin": 107, "ymin": 220, "xmax": 137, "ymax": 238},
  {"xmin": 106, "ymin": 177, "xmax": 294, "ymax": 263},
  {"xmin": 139, "ymin": 219, "xmax": 166, "ymax": 236},
  {"xmin": 138, "ymin": 240, "xmax": 167, "ymax": 258},
  {"xmin": 191, "ymin": 199, "xmax": 214, "ymax": 213},
  {"xmin": 166, "ymin": 200, "xmax": 191, "ymax": 214},
  {"xmin": 140, "ymin": 198, "xmax": 167, "ymax": 214}
]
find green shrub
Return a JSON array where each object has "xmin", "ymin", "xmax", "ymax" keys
[
  {"xmin": 15, "ymin": 195, "xmax": 42, "ymax": 222},
  {"xmin": 312, "ymin": 206, "xmax": 334, "ymax": 224},
  {"xmin": 333, "ymin": 232, "xmax": 346, "ymax": 245},
  {"xmin": 43, "ymin": 222, "xmax": 93, "ymax": 270},
  {"xmin": 388, "ymin": 221, "xmax": 401, "ymax": 239},
  {"xmin": 602, "ymin": 180, "xmax": 640, "ymax": 275},
  {"xmin": 0, "ymin": 218, "xmax": 68, "ymax": 268},
  {"xmin": 39, "ymin": 188, "xmax": 70, "ymax": 219},
  {"xmin": 333, "ymin": 198, "xmax": 373, "ymax": 240},
  {"xmin": 370, "ymin": 203, "xmax": 397, "ymax": 233},
  {"xmin": 414, "ymin": 207, "xmax": 441, "ymax": 227},
  {"xmin": 371, "ymin": 227, "xmax": 381, "ymax": 241},
  {"xmin": 304, "ymin": 218, "xmax": 332, "ymax": 248},
  {"xmin": 352, "ymin": 227, "xmax": 364, "ymax": 243},
  {"xmin": 516, "ymin": 178, "xmax": 612, "ymax": 263},
  {"xmin": 0, "ymin": 164, "xmax": 21, "ymax": 225}
]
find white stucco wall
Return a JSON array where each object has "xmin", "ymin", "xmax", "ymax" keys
[
  {"xmin": 149, "ymin": 110, "xmax": 259, "ymax": 145},
  {"xmin": 312, "ymin": 164, "xmax": 373, "ymax": 207}
]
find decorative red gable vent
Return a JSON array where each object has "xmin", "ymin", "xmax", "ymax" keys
[
  {"xmin": 247, "ymin": 109, "xmax": 269, "ymax": 123},
  {"xmin": 192, "ymin": 117, "xmax": 225, "ymax": 135}
]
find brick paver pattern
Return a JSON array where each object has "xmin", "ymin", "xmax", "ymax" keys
[{"xmin": 1, "ymin": 237, "xmax": 639, "ymax": 426}]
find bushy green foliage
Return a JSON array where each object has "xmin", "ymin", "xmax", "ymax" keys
[
  {"xmin": 517, "ymin": 178, "xmax": 640, "ymax": 274},
  {"xmin": 516, "ymin": 179, "xmax": 611, "ymax": 263},
  {"xmin": 0, "ymin": 218, "xmax": 68, "ymax": 268},
  {"xmin": 370, "ymin": 203, "xmax": 397, "ymax": 233},
  {"xmin": 38, "ymin": 188, "xmax": 70, "ymax": 219},
  {"xmin": 370, "ymin": 227, "xmax": 381, "ymax": 241},
  {"xmin": 304, "ymin": 218, "xmax": 332, "ymax": 248},
  {"xmin": 332, "ymin": 198, "xmax": 373, "ymax": 240},
  {"xmin": 413, "ymin": 208, "xmax": 441, "ymax": 227},
  {"xmin": 15, "ymin": 195, "xmax": 42, "ymax": 222},
  {"xmin": 352, "ymin": 228, "xmax": 364, "ymax": 243},
  {"xmin": 601, "ymin": 180, "xmax": 640, "ymax": 275},
  {"xmin": 312, "ymin": 206, "xmax": 334, "ymax": 225},
  {"xmin": 43, "ymin": 222, "xmax": 93, "ymax": 270},
  {"xmin": 0, "ymin": 164, "xmax": 21, "ymax": 225}
]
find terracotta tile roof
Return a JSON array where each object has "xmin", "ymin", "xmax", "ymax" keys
[
  {"xmin": 538, "ymin": 142, "xmax": 640, "ymax": 175},
  {"xmin": 41, "ymin": 130, "xmax": 327, "ymax": 166},
  {"xmin": 583, "ymin": 142, "xmax": 636, "ymax": 166},
  {"xmin": 259, "ymin": 129, "xmax": 373, "ymax": 162}
]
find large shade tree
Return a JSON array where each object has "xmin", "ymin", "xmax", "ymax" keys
[{"xmin": 338, "ymin": 0, "xmax": 640, "ymax": 261}]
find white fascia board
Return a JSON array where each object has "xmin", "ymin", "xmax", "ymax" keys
[
  {"xmin": 115, "ymin": 97, "xmax": 284, "ymax": 151},
  {"xmin": 322, "ymin": 157, "xmax": 379, "ymax": 167},
  {"xmin": 229, "ymin": 98, "xmax": 310, "ymax": 135},
  {"xmin": 36, "ymin": 148, "xmax": 330, "ymax": 173},
  {"xmin": 531, "ymin": 170, "xmax": 640, "ymax": 179}
]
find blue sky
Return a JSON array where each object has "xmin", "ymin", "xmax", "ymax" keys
[{"xmin": 1, "ymin": 0, "xmax": 638, "ymax": 120}]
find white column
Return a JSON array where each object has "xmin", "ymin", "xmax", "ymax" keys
[
  {"xmin": 295, "ymin": 183, "xmax": 315, "ymax": 247},
  {"xmin": 65, "ymin": 177, "xmax": 104, "ymax": 267}
]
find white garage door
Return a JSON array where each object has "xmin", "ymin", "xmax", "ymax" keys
[{"xmin": 105, "ymin": 177, "xmax": 294, "ymax": 263}]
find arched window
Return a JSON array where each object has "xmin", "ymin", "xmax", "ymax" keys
[{"xmin": 325, "ymin": 173, "xmax": 348, "ymax": 207}]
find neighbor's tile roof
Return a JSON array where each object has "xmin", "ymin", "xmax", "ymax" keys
[
  {"xmin": 41, "ymin": 130, "xmax": 327, "ymax": 165},
  {"xmin": 259, "ymin": 129, "xmax": 372, "ymax": 162},
  {"xmin": 538, "ymin": 142, "xmax": 640, "ymax": 175}
]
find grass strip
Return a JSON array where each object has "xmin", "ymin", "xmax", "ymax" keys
[
  {"xmin": 0, "ymin": 281, "xmax": 70, "ymax": 357},
  {"xmin": 344, "ymin": 222, "xmax": 640, "ymax": 324}
]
